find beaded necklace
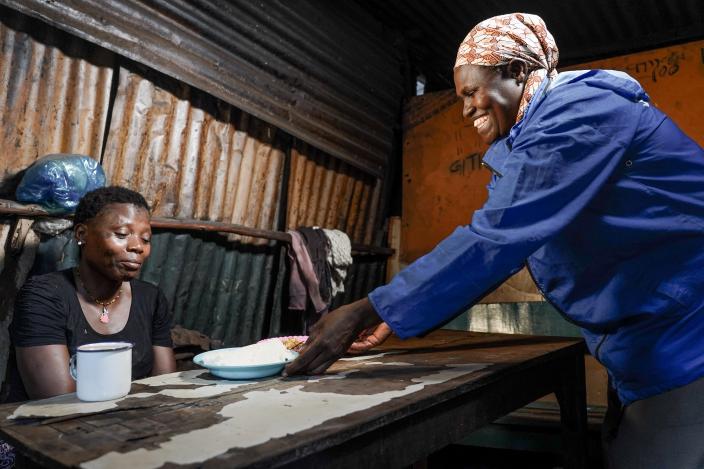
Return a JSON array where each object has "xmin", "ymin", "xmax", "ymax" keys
[{"xmin": 74, "ymin": 267, "xmax": 122, "ymax": 324}]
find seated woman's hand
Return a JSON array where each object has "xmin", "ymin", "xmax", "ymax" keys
[{"xmin": 347, "ymin": 323, "xmax": 392, "ymax": 354}]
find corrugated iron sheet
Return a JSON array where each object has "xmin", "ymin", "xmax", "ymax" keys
[
  {"xmin": 286, "ymin": 141, "xmax": 381, "ymax": 244},
  {"xmin": 4, "ymin": 0, "xmax": 404, "ymax": 177},
  {"xmin": 331, "ymin": 256, "xmax": 387, "ymax": 310},
  {"xmin": 139, "ymin": 231, "xmax": 284, "ymax": 346},
  {"xmin": 102, "ymin": 63, "xmax": 285, "ymax": 237},
  {"xmin": 0, "ymin": 7, "xmax": 389, "ymax": 351},
  {"xmin": 139, "ymin": 231, "xmax": 384, "ymax": 344},
  {"xmin": 0, "ymin": 5, "xmax": 114, "ymax": 181}
]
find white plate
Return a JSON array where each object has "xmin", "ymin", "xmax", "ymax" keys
[{"xmin": 193, "ymin": 348, "xmax": 298, "ymax": 380}]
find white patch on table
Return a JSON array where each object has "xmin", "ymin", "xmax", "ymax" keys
[
  {"xmin": 306, "ymin": 361, "xmax": 412, "ymax": 382},
  {"xmin": 8, "ymin": 370, "xmax": 254, "ymax": 420},
  {"xmin": 339, "ymin": 351, "xmax": 402, "ymax": 361},
  {"xmin": 134, "ymin": 370, "xmax": 255, "ymax": 399},
  {"xmin": 133, "ymin": 369, "xmax": 231, "ymax": 387},
  {"xmin": 360, "ymin": 361, "xmax": 411, "ymax": 366},
  {"xmin": 304, "ymin": 370, "xmax": 356, "ymax": 383},
  {"xmin": 8, "ymin": 393, "xmax": 123, "ymax": 419},
  {"xmin": 80, "ymin": 363, "xmax": 488, "ymax": 469}
]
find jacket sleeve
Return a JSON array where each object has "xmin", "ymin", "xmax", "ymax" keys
[{"xmin": 369, "ymin": 84, "xmax": 644, "ymax": 338}]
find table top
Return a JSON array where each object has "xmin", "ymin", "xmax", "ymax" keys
[{"xmin": 0, "ymin": 330, "xmax": 584, "ymax": 469}]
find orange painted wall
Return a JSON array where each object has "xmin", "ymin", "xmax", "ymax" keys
[
  {"xmin": 401, "ymin": 90, "xmax": 489, "ymax": 263},
  {"xmin": 564, "ymin": 40, "xmax": 704, "ymax": 147},
  {"xmin": 402, "ymin": 40, "xmax": 704, "ymax": 302}
]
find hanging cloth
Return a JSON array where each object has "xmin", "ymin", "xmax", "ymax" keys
[
  {"xmin": 297, "ymin": 227, "xmax": 332, "ymax": 305},
  {"xmin": 322, "ymin": 229, "xmax": 352, "ymax": 297},
  {"xmin": 287, "ymin": 230, "xmax": 328, "ymax": 314}
]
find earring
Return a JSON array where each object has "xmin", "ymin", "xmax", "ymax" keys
[{"xmin": 77, "ymin": 240, "xmax": 84, "ymax": 246}]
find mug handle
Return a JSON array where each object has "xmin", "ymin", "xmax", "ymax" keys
[{"xmin": 69, "ymin": 355, "xmax": 77, "ymax": 381}]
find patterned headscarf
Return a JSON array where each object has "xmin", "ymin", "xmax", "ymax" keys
[{"xmin": 455, "ymin": 13, "xmax": 559, "ymax": 123}]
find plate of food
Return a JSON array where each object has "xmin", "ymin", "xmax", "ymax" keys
[
  {"xmin": 257, "ymin": 335, "xmax": 308, "ymax": 352},
  {"xmin": 193, "ymin": 339, "xmax": 299, "ymax": 380}
]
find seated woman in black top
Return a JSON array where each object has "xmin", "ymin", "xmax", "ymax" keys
[{"xmin": 7, "ymin": 186, "xmax": 176, "ymax": 401}]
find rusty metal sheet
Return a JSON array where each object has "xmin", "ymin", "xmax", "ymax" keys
[
  {"xmin": 286, "ymin": 142, "xmax": 381, "ymax": 244},
  {"xmin": 0, "ymin": 6, "xmax": 388, "ymax": 361},
  {"xmin": 331, "ymin": 256, "xmax": 386, "ymax": 310},
  {"xmin": 0, "ymin": 6, "xmax": 114, "ymax": 184},
  {"xmin": 102, "ymin": 64, "xmax": 285, "ymax": 237},
  {"xmin": 3, "ymin": 0, "xmax": 403, "ymax": 177}
]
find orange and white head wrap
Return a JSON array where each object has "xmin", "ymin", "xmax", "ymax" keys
[{"xmin": 455, "ymin": 13, "xmax": 559, "ymax": 123}]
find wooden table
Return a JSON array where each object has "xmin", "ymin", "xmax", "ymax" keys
[{"xmin": 0, "ymin": 331, "xmax": 587, "ymax": 468}]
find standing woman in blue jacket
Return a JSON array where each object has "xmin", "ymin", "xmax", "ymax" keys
[{"xmin": 286, "ymin": 13, "xmax": 704, "ymax": 468}]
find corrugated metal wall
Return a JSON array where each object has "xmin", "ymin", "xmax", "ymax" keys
[
  {"xmin": 287, "ymin": 142, "xmax": 382, "ymax": 245},
  {"xmin": 0, "ymin": 7, "xmax": 389, "ymax": 352},
  {"xmin": 3, "ymin": 0, "xmax": 405, "ymax": 177},
  {"xmin": 0, "ymin": 6, "xmax": 113, "ymax": 183},
  {"xmin": 138, "ymin": 232, "xmax": 285, "ymax": 347},
  {"xmin": 102, "ymin": 63, "xmax": 286, "ymax": 233}
]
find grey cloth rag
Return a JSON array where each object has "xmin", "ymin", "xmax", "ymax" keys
[{"xmin": 322, "ymin": 228, "xmax": 352, "ymax": 297}]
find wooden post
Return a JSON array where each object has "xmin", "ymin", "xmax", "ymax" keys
[{"xmin": 386, "ymin": 216, "xmax": 402, "ymax": 283}]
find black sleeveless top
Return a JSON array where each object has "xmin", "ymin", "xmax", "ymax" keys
[{"xmin": 4, "ymin": 269, "xmax": 173, "ymax": 402}]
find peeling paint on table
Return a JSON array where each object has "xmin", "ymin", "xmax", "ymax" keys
[
  {"xmin": 8, "ymin": 370, "xmax": 255, "ymax": 420},
  {"xmin": 81, "ymin": 363, "xmax": 486, "ymax": 469}
]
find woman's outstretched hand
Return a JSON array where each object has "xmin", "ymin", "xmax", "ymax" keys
[
  {"xmin": 283, "ymin": 297, "xmax": 382, "ymax": 376},
  {"xmin": 348, "ymin": 322, "xmax": 392, "ymax": 354}
]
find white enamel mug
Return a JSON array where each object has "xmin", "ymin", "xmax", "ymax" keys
[{"xmin": 69, "ymin": 342, "xmax": 134, "ymax": 401}]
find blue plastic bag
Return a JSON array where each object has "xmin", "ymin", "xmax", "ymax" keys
[{"xmin": 16, "ymin": 154, "xmax": 106, "ymax": 214}]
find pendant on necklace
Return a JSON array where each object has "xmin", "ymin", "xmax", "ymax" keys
[{"xmin": 99, "ymin": 307, "xmax": 110, "ymax": 324}]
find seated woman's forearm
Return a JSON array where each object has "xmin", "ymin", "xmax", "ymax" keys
[{"xmin": 151, "ymin": 346, "xmax": 177, "ymax": 376}]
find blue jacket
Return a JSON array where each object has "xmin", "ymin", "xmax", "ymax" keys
[{"xmin": 369, "ymin": 70, "xmax": 704, "ymax": 405}]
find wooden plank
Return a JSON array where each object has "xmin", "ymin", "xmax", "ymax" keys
[
  {"xmin": 0, "ymin": 199, "xmax": 394, "ymax": 256},
  {"xmin": 385, "ymin": 215, "xmax": 402, "ymax": 282}
]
